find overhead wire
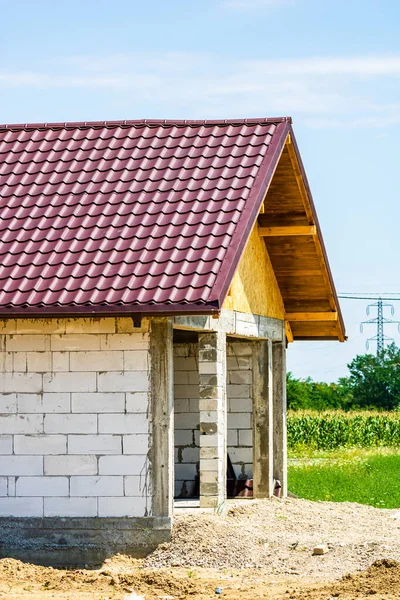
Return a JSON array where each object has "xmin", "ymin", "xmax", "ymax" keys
[
  {"xmin": 288, "ymin": 294, "xmax": 400, "ymax": 378},
  {"xmin": 339, "ymin": 292, "xmax": 400, "ymax": 295},
  {"xmin": 338, "ymin": 293, "xmax": 400, "ymax": 300}
]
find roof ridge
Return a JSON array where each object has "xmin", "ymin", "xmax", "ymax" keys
[{"xmin": 0, "ymin": 117, "xmax": 292, "ymax": 132}]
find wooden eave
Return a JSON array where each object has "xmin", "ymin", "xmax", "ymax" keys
[{"xmin": 258, "ymin": 129, "xmax": 345, "ymax": 343}]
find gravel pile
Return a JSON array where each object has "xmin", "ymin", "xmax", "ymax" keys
[{"xmin": 145, "ymin": 497, "xmax": 400, "ymax": 579}]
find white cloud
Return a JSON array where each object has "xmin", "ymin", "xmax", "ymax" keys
[
  {"xmin": 61, "ymin": 53, "xmax": 400, "ymax": 78},
  {"xmin": 0, "ymin": 72, "xmax": 157, "ymax": 89},
  {"xmin": 304, "ymin": 110, "xmax": 400, "ymax": 130},
  {"xmin": 1, "ymin": 52, "xmax": 400, "ymax": 128},
  {"xmin": 221, "ymin": 0, "xmax": 290, "ymax": 10},
  {"xmin": 247, "ymin": 56, "xmax": 400, "ymax": 76}
]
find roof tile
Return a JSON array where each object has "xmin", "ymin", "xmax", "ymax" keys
[{"xmin": 0, "ymin": 118, "xmax": 290, "ymax": 315}]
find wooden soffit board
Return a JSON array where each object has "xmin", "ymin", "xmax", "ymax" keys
[{"xmin": 258, "ymin": 131, "xmax": 345, "ymax": 342}]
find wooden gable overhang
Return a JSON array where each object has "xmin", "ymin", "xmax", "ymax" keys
[{"xmin": 258, "ymin": 130, "xmax": 345, "ymax": 342}]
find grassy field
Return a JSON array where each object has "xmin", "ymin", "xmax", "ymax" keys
[
  {"xmin": 287, "ymin": 410, "xmax": 400, "ymax": 508},
  {"xmin": 288, "ymin": 447, "xmax": 400, "ymax": 508}
]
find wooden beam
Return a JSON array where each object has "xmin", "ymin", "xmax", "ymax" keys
[
  {"xmin": 257, "ymin": 135, "xmax": 287, "ymax": 218},
  {"xmin": 259, "ymin": 225, "xmax": 316, "ymax": 237},
  {"xmin": 285, "ymin": 138, "xmax": 314, "ymax": 225},
  {"xmin": 285, "ymin": 320, "xmax": 294, "ymax": 343},
  {"xmin": 285, "ymin": 137, "xmax": 338, "ymax": 315},
  {"xmin": 286, "ymin": 312, "xmax": 338, "ymax": 322}
]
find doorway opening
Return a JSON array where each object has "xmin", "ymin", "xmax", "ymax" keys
[{"xmin": 173, "ymin": 330, "xmax": 254, "ymax": 506}]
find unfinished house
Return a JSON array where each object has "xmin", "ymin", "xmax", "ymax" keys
[{"xmin": 0, "ymin": 118, "xmax": 345, "ymax": 563}]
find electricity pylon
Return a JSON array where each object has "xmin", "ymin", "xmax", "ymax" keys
[{"xmin": 360, "ymin": 297, "xmax": 400, "ymax": 354}]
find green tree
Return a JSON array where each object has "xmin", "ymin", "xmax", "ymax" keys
[
  {"xmin": 308, "ymin": 378, "xmax": 352, "ymax": 410},
  {"xmin": 286, "ymin": 372, "xmax": 352, "ymax": 411},
  {"xmin": 286, "ymin": 372, "xmax": 312, "ymax": 410},
  {"xmin": 346, "ymin": 344, "xmax": 400, "ymax": 410}
]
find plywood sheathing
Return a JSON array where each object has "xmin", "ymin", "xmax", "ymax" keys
[{"xmin": 222, "ymin": 227, "xmax": 285, "ymax": 321}]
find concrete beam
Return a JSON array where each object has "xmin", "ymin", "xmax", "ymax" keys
[
  {"xmin": 150, "ymin": 317, "xmax": 174, "ymax": 518},
  {"xmin": 174, "ymin": 310, "xmax": 284, "ymax": 342}
]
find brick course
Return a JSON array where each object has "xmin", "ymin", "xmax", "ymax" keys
[
  {"xmin": 227, "ymin": 342, "xmax": 253, "ymax": 479},
  {"xmin": 0, "ymin": 317, "xmax": 151, "ymax": 518},
  {"xmin": 173, "ymin": 344, "xmax": 199, "ymax": 498}
]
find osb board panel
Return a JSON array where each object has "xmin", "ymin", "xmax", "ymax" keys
[{"xmin": 222, "ymin": 226, "xmax": 285, "ymax": 320}]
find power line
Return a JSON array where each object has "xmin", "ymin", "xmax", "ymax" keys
[
  {"xmin": 339, "ymin": 292, "xmax": 400, "ymax": 295},
  {"xmin": 339, "ymin": 295, "xmax": 400, "ymax": 300},
  {"xmin": 360, "ymin": 298, "xmax": 400, "ymax": 354}
]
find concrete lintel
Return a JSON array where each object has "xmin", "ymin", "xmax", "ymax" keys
[
  {"xmin": 174, "ymin": 311, "xmax": 284, "ymax": 342},
  {"xmin": 173, "ymin": 315, "xmax": 212, "ymax": 331}
]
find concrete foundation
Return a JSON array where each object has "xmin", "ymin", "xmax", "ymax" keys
[{"xmin": 0, "ymin": 516, "xmax": 171, "ymax": 566}]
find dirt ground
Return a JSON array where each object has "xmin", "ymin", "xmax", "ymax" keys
[{"xmin": 2, "ymin": 497, "xmax": 400, "ymax": 599}]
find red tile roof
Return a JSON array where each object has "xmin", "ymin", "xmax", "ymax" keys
[{"xmin": 0, "ymin": 118, "xmax": 291, "ymax": 316}]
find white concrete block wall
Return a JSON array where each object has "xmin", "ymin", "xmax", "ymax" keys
[
  {"xmin": 227, "ymin": 342, "xmax": 253, "ymax": 479},
  {"xmin": 0, "ymin": 317, "xmax": 151, "ymax": 518},
  {"xmin": 173, "ymin": 340, "xmax": 253, "ymax": 496},
  {"xmin": 173, "ymin": 343, "xmax": 199, "ymax": 497}
]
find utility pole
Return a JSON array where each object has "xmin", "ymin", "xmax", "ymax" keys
[{"xmin": 360, "ymin": 297, "xmax": 400, "ymax": 354}]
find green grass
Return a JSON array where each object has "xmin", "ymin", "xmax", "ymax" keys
[{"xmin": 288, "ymin": 447, "xmax": 400, "ymax": 508}]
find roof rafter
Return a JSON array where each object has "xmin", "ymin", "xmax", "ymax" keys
[
  {"xmin": 286, "ymin": 312, "xmax": 338, "ymax": 322},
  {"xmin": 259, "ymin": 225, "xmax": 316, "ymax": 237},
  {"xmin": 285, "ymin": 320, "xmax": 294, "ymax": 343}
]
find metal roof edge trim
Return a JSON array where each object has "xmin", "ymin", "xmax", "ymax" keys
[
  {"xmin": 0, "ymin": 302, "xmax": 221, "ymax": 319},
  {"xmin": 287, "ymin": 125, "xmax": 346, "ymax": 340},
  {"xmin": 209, "ymin": 120, "xmax": 291, "ymax": 309},
  {"xmin": 0, "ymin": 117, "xmax": 292, "ymax": 132}
]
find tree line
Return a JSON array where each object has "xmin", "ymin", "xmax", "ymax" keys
[{"xmin": 287, "ymin": 343, "xmax": 400, "ymax": 411}]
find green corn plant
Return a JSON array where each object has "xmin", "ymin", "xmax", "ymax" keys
[{"xmin": 287, "ymin": 410, "xmax": 400, "ymax": 450}]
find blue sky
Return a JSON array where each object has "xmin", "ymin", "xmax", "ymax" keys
[{"xmin": 2, "ymin": 0, "xmax": 400, "ymax": 381}]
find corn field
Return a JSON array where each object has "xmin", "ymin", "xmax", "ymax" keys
[{"xmin": 287, "ymin": 410, "xmax": 400, "ymax": 449}]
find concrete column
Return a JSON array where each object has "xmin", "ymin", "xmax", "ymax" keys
[
  {"xmin": 252, "ymin": 339, "xmax": 274, "ymax": 498},
  {"xmin": 273, "ymin": 340, "xmax": 287, "ymax": 497},
  {"xmin": 150, "ymin": 317, "xmax": 174, "ymax": 519},
  {"xmin": 198, "ymin": 331, "xmax": 227, "ymax": 509}
]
